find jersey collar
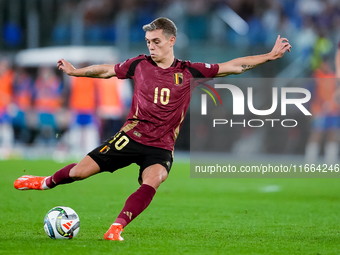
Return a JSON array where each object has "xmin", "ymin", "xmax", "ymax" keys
[{"xmin": 150, "ymin": 57, "xmax": 177, "ymax": 68}]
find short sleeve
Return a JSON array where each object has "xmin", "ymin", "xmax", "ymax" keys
[
  {"xmin": 338, "ymin": 41, "xmax": 340, "ymax": 48},
  {"xmin": 114, "ymin": 55, "xmax": 146, "ymax": 79},
  {"xmin": 187, "ymin": 62, "xmax": 219, "ymax": 78}
]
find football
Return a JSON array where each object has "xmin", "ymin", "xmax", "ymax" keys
[{"xmin": 44, "ymin": 206, "xmax": 80, "ymax": 239}]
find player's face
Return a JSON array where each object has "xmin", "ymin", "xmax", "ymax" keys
[{"xmin": 145, "ymin": 29, "xmax": 175, "ymax": 63}]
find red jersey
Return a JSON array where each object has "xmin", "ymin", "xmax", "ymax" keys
[{"xmin": 115, "ymin": 54, "xmax": 219, "ymax": 151}]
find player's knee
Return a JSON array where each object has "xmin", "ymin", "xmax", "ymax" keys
[
  {"xmin": 142, "ymin": 170, "xmax": 168, "ymax": 190},
  {"xmin": 69, "ymin": 166, "xmax": 88, "ymax": 180}
]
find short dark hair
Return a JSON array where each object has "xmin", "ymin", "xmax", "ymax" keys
[{"xmin": 143, "ymin": 17, "xmax": 177, "ymax": 38}]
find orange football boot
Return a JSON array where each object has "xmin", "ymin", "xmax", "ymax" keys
[
  {"xmin": 14, "ymin": 175, "xmax": 47, "ymax": 190},
  {"xmin": 103, "ymin": 224, "xmax": 124, "ymax": 241}
]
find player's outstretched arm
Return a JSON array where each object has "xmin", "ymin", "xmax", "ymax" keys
[
  {"xmin": 57, "ymin": 59, "xmax": 116, "ymax": 78},
  {"xmin": 215, "ymin": 35, "xmax": 291, "ymax": 77}
]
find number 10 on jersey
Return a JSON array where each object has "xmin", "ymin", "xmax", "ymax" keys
[{"xmin": 154, "ymin": 87, "xmax": 170, "ymax": 105}]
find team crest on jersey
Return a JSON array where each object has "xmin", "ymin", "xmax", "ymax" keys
[{"xmin": 174, "ymin": 73, "xmax": 183, "ymax": 86}]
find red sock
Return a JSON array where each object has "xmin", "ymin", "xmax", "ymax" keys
[
  {"xmin": 45, "ymin": 163, "xmax": 77, "ymax": 188},
  {"xmin": 114, "ymin": 184, "xmax": 156, "ymax": 228}
]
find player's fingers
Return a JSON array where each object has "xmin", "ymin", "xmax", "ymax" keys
[
  {"xmin": 60, "ymin": 59, "xmax": 68, "ymax": 67},
  {"xmin": 279, "ymin": 39, "xmax": 289, "ymax": 47},
  {"xmin": 283, "ymin": 43, "xmax": 291, "ymax": 52},
  {"xmin": 285, "ymin": 42, "xmax": 292, "ymax": 49},
  {"xmin": 57, "ymin": 63, "xmax": 64, "ymax": 70}
]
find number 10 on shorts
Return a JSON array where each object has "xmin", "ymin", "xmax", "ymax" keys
[{"xmin": 100, "ymin": 134, "xmax": 130, "ymax": 154}]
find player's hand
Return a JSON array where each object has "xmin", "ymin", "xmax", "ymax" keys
[
  {"xmin": 269, "ymin": 35, "xmax": 291, "ymax": 60},
  {"xmin": 57, "ymin": 59, "xmax": 75, "ymax": 75}
]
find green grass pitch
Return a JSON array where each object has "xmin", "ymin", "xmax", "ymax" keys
[{"xmin": 1, "ymin": 160, "xmax": 340, "ymax": 254}]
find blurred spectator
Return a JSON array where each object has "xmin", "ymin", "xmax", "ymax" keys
[
  {"xmin": 336, "ymin": 41, "xmax": 340, "ymax": 78},
  {"xmin": 83, "ymin": 0, "xmax": 117, "ymax": 44},
  {"xmin": 33, "ymin": 66, "xmax": 63, "ymax": 144},
  {"xmin": 67, "ymin": 74, "xmax": 99, "ymax": 159},
  {"xmin": 0, "ymin": 59, "xmax": 14, "ymax": 158},
  {"xmin": 12, "ymin": 67, "xmax": 34, "ymax": 144},
  {"xmin": 53, "ymin": 1, "xmax": 77, "ymax": 44},
  {"xmin": 310, "ymin": 31, "xmax": 333, "ymax": 71},
  {"xmin": 185, "ymin": 0, "xmax": 210, "ymax": 41},
  {"xmin": 305, "ymin": 60, "xmax": 339, "ymax": 163},
  {"xmin": 96, "ymin": 77, "xmax": 132, "ymax": 140},
  {"xmin": 294, "ymin": 16, "xmax": 318, "ymax": 57}
]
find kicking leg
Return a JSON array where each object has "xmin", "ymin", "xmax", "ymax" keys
[
  {"xmin": 104, "ymin": 164, "xmax": 168, "ymax": 241},
  {"xmin": 14, "ymin": 155, "xmax": 100, "ymax": 190}
]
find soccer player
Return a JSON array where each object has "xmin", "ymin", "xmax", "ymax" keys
[{"xmin": 14, "ymin": 17, "xmax": 291, "ymax": 241}]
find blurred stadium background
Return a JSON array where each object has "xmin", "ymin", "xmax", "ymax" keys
[{"xmin": 0, "ymin": 0, "xmax": 339, "ymax": 160}]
